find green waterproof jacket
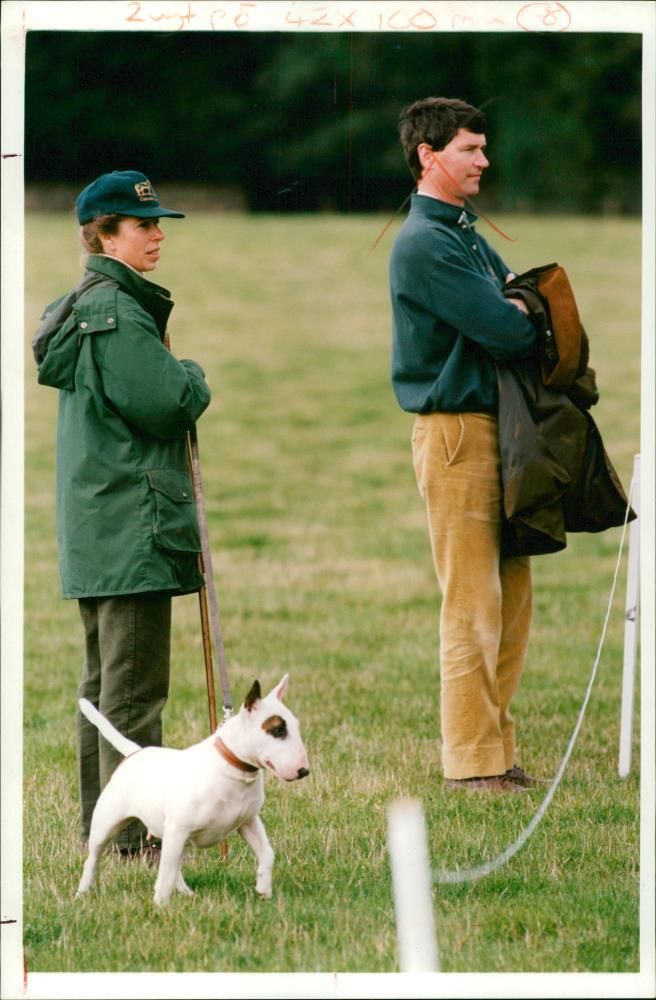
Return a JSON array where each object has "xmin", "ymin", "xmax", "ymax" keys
[{"xmin": 35, "ymin": 255, "xmax": 212, "ymax": 599}]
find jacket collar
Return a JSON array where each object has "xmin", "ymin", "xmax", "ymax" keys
[
  {"xmin": 410, "ymin": 192, "xmax": 478, "ymax": 227},
  {"xmin": 85, "ymin": 255, "xmax": 174, "ymax": 335}
]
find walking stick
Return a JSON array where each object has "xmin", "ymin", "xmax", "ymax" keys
[
  {"xmin": 186, "ymin": 424, "xmax": 233, "ymax": 725},
  {"xmin": 164, "ymin": 333, "xmax": 231, "ymax": 861},
  {"xmin": 163, "ymin": 333, "xmax": 233, "ymax": 733},
  {"xmin": 187, "ymin": 428, "xmax": 232, "ymax": 863}
]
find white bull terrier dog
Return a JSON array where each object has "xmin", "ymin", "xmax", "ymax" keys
[{"xmin": 76, "ymin": 675, "xmax": 309, "ymax": 906}]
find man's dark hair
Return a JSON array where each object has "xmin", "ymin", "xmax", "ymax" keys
[{"xmin": 399, "ymin": 97, "xmax": 487, "ymax": 180}]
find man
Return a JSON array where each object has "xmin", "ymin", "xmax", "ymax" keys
[{"xmin": 389, "ymin": 97, "xmax": 541, "ymax": 792}]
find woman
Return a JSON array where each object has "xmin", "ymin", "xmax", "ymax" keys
[{"xmin": 33, "ymin": 170, "xmax": 212, "ymax": 857}]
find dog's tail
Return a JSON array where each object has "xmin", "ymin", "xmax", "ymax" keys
[{"xmin": 78, "ymin": 698, "xmax": 142, "ymax": 757}]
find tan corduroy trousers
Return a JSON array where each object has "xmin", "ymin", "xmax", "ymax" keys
[{"xmin": 412, "ymin": 412, "xmax": 532, "ymax": 780}]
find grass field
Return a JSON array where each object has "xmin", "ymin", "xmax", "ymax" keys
[{"xmin": 20, "ymin": 210, "xmax": 643, "ymax": 979}]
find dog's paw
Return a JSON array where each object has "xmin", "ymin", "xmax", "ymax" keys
[{"xmin": 153, "ymin": 888, "xmax": 174, "ymax": 907}]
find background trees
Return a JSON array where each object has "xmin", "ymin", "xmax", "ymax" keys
[{"xmin": 25, "ymin": 29, "xmax": 642, "ymax": 213}]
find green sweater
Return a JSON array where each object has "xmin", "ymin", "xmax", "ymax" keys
[
  {"xmin": 389, "ymin": 194, "xmax": 537, "ymax": 413},
  {"xmin": 36, "ymin": 255, "xmax": 211, "ymax": 599}
]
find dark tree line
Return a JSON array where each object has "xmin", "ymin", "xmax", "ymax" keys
[{"xmin": 25, "ymin": 30, "xmax": 642, "ymax": 213}]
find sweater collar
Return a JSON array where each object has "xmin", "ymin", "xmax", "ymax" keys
[
  {"xmin": 85, "ymin": 254, "xmax": 174, "ymax": 335},
  {"xmin": 411, "ymin": 192, "xmax": 478, "ymax": 227}
]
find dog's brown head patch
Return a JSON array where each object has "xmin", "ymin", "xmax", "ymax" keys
[{"xmin": 262, "ymin": 715, "xmax": 287, "ymax": 739}]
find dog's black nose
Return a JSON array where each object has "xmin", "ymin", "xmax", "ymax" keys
[{"xmin": 297, "ymin": 767, "xmax": 309, "ymax": 779}]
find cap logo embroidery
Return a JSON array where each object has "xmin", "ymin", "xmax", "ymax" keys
[{"xmin": 134, "ymin": 180, "xmax": 157, "ymax": 202}]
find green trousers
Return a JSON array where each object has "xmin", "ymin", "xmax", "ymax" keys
[{"xmin": 77, "ymin": 593, "xmax": 172, "ymax": 850}]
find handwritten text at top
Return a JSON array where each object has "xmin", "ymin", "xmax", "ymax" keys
[{"xmin": 124, "ymin": 1, "xmax": 572, "ymax": 34}]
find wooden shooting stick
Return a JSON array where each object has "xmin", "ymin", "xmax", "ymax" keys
[
  {"xmin": 165, "ymin": 333, "xmax": 231, "ymax": 862},
  {"xmin": 164, "ymin": 332, "xmax": 232, "ymax": 734},
  {"xmin": 188, "ymin": 429, "xmax": 233, "ymax": 862},
  {"xmin": 186, "ymin": 425, "xmax": 233, "ymax": 727}
]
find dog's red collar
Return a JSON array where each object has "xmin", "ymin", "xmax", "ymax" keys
[{"xmin": 215, "ymin": 737, "xmax": 259, "ymax": 773}]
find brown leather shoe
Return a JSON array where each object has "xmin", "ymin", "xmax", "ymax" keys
[
  {"xmin": 444, "ymin": 774, "xmax": 529, "ymax": 793},
  {"xmin": 504, "ymin": 765, "xmax": 550, "ymax": 787}
]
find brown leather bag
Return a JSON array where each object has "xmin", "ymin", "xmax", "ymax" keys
[{"xmin": 505, "ymin": 263, "xmax": 589, "ymax": 389}]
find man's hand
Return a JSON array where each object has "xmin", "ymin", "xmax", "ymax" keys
[
  {"xmin": 506, "ymin": 296, "xmax": 529, "ymax": 315},
  {"xmin": 504, "ymin": 273, "xmax": 529, "ymax": 314}
]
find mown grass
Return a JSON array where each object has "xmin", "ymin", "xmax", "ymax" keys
[{"xmin": 21, "ymin": 210, "xmax": 641, "ymax": 976}]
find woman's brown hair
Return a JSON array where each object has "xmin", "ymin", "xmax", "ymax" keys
[{"xmin": 79, "ymin": 213, "xmax": 122, "ymax": 255}]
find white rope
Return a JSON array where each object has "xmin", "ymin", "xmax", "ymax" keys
[{"xmin": 432, "ymin": 489, "xmax": 635, "ymax": 885}]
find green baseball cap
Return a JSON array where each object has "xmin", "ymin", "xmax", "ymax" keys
[{"xmin": 76, "ymin": 170, "xmax": 185, "ymax": 224}]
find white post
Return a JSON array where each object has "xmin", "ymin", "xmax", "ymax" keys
[
  {"xmin": 619, "ymin": 454, "xmax": 640, "ymax": 778},
  {"xmin": 387, "ymin": 798, "xmax": 440, "ymax": 972}
]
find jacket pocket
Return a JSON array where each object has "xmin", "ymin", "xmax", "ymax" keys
[{"xmin": 147, "ymin": 469, "xmax": 201, "ymax": 553}]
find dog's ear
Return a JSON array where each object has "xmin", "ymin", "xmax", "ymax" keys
[
  {"xmin": 244, "ymin": 679, "xmax": 261, "ymax": 712},
  {"xmin": 273, "ymin": 674, "xmax": 289, "ymax": 702}
]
